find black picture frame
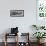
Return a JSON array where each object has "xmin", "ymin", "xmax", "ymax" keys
[
  {"xmin": 10, "ymin": 10, "xmax": 24, "ymax": 17},
  {"xmin": 11, "ymin": 27, "xmax": 18, "ymax": 34}
]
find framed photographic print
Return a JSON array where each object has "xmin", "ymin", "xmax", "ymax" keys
[{"xmin": 10, "ymin": 10, "xmax": 24, "ymax": 17}]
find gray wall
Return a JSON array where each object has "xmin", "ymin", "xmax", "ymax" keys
[{"xmin": 0, "ymin": 0, "xmax": 36, "ymax": 42}]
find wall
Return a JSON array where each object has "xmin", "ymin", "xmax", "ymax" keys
[{"xmin": 0, "ymin": 0, "xmax": 36, "ymax": 42}]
